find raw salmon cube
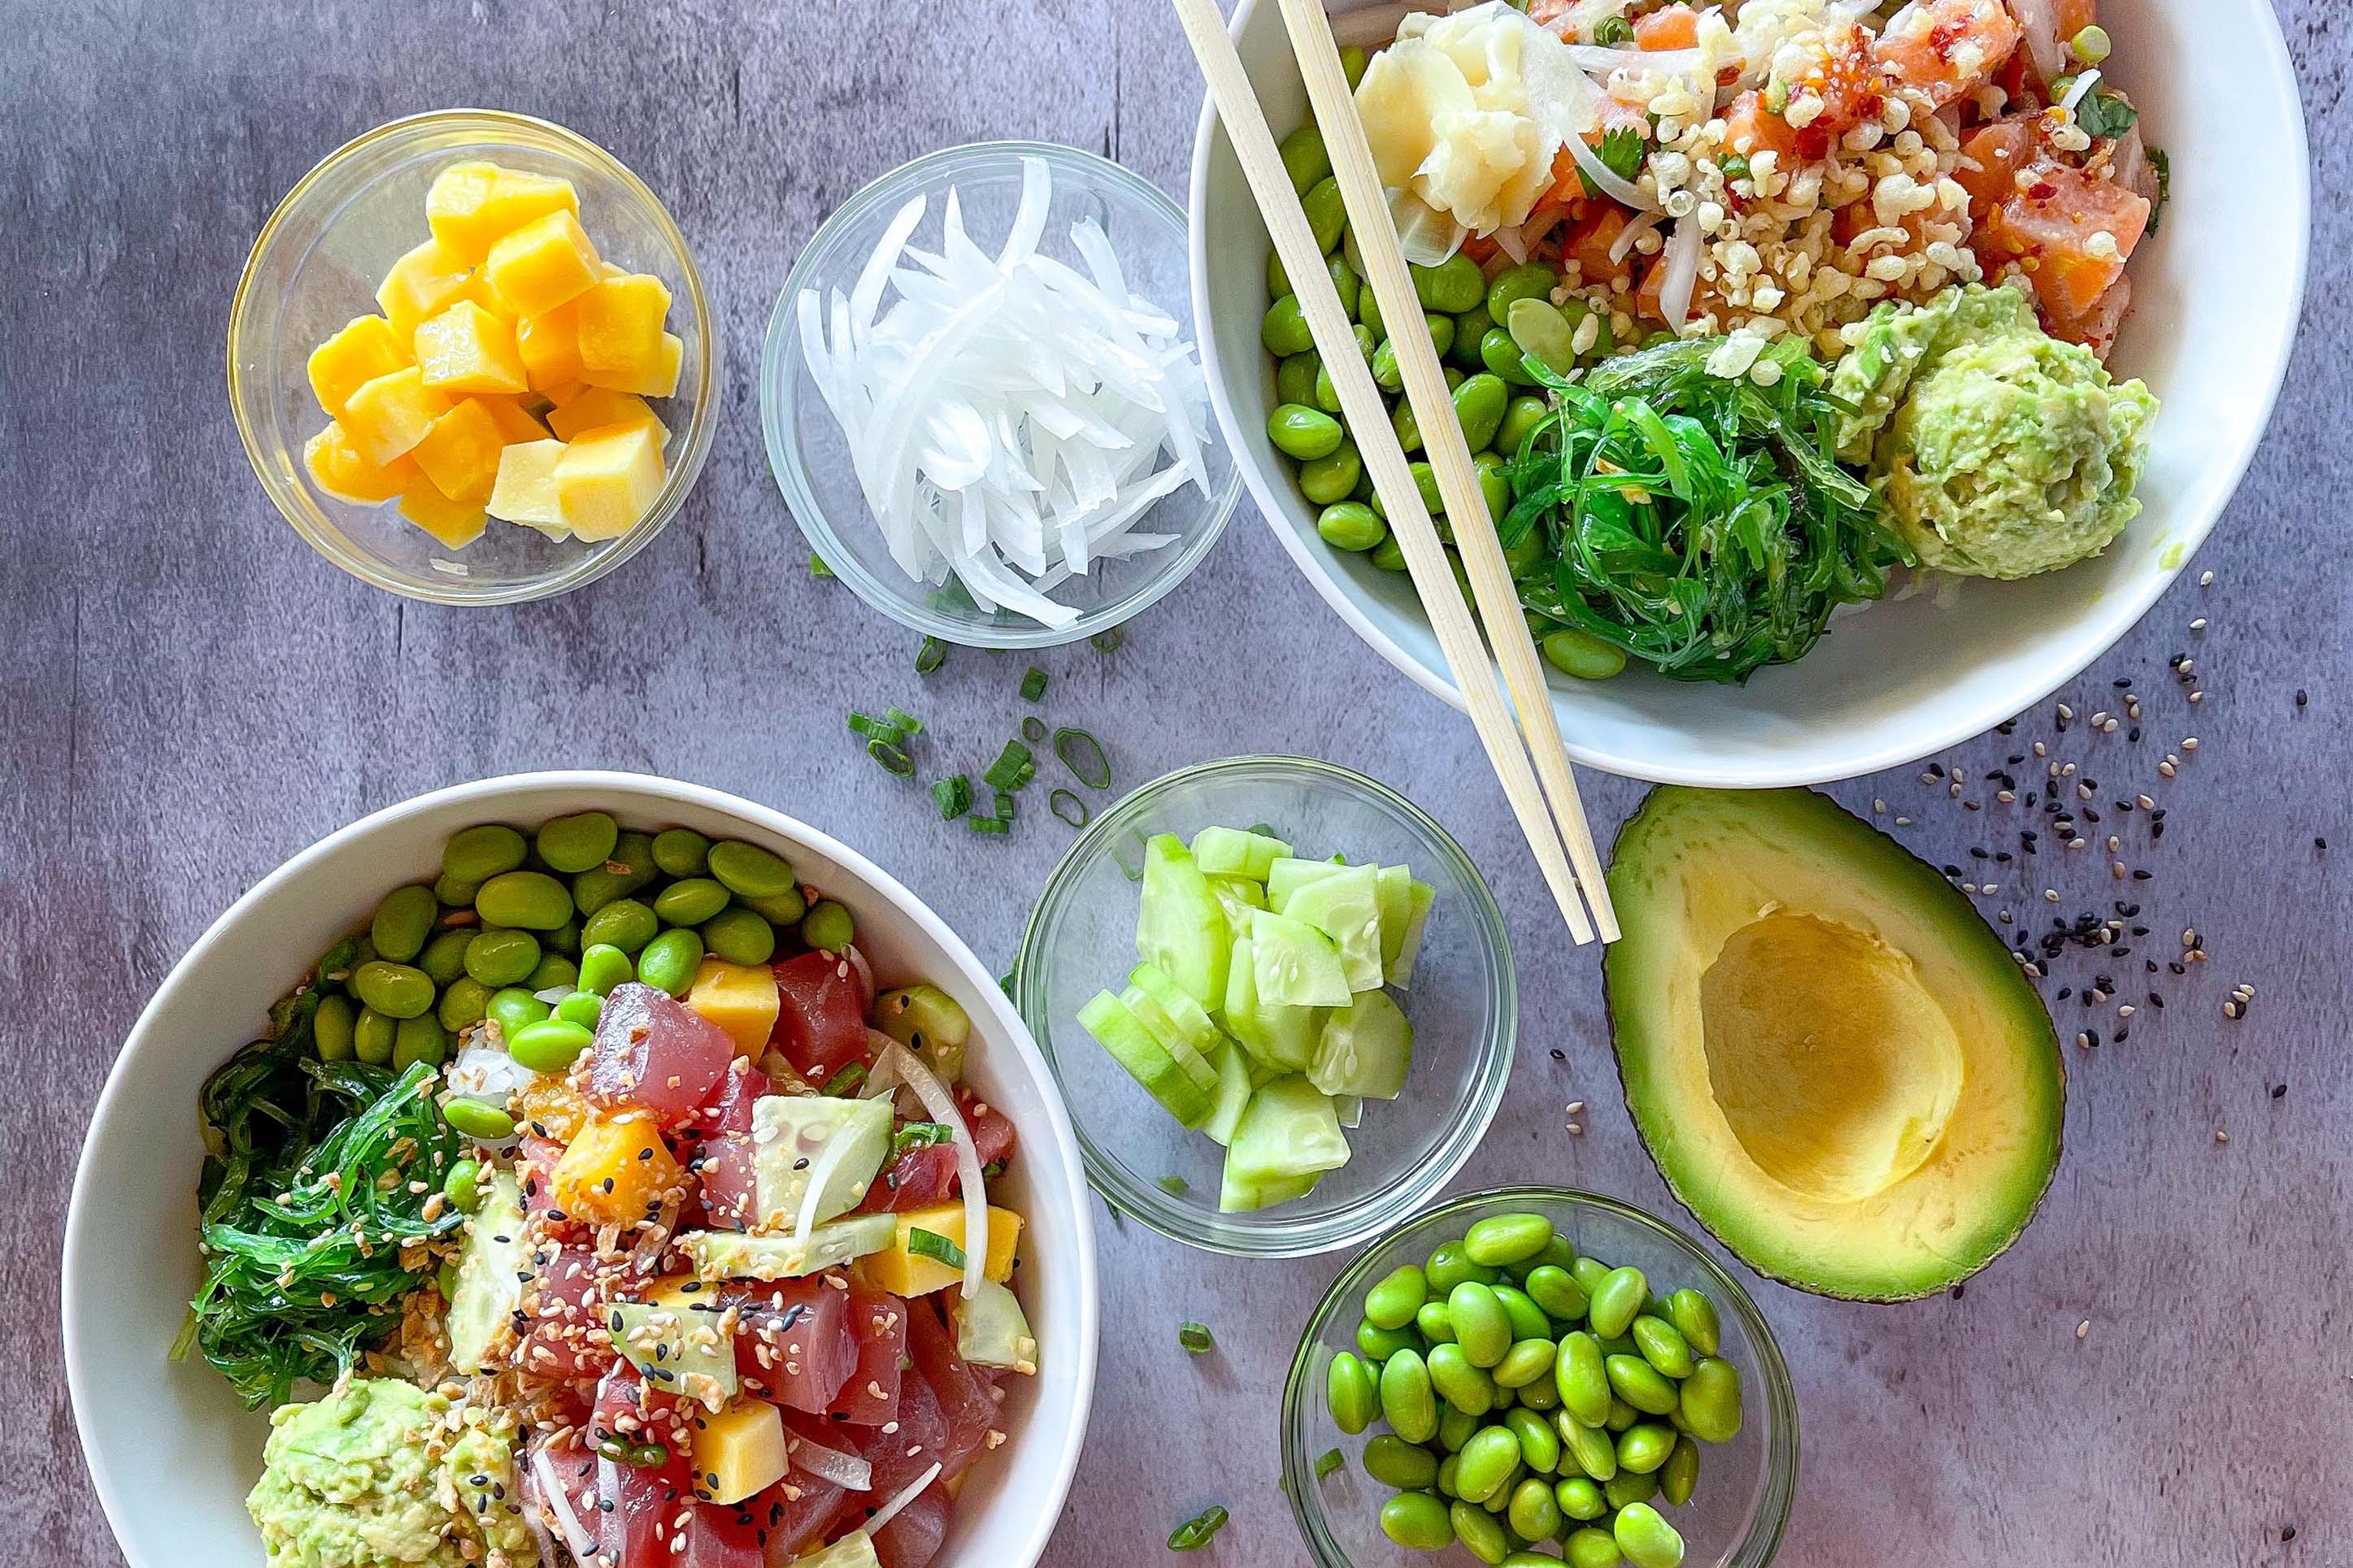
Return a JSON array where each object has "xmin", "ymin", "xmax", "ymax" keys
[
  {"xmin": 307, "ymin": 315, "xmax": 412, "ymax": 418},
  {"xmin": 341, "ymin": 366, "xmax": 450, "ymax": 465},
  {"xmin": 485, "ymin": 209, "xmax": 602, "ymax": 318}
]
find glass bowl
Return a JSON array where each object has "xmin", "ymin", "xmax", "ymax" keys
[
  {"xmin": 1015, "ymin": 755, "xmax": 1515, "ymax": 1256},
  {"xmin": 762, "ymin": 140, "xmax": 1242, "ymax": 649},
  {"xmin": 1282, "ymin": 1187, "xmax": 1799, "ymax": 1568},
  {"xmin": 227, "ymin": 110, "xmax": 718, "ymax": 604}
]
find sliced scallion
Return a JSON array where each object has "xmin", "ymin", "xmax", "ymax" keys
[
  {"xmin": 1091, "ymin": 627, "xmax": 1125, "ymax": 656},
  {"xmin": 1022, "ymin": 715, "xmax": 1048, "ymax": 744},
  {"xmin": 916, "ymin": 636, "xmax": 948, "ymax": 675},
  {"xmin": 1053, "ymin": 727, "xmax": 1112, "ymax": 790},
  {"xmin": 1316, "ymin": 1448, "xmax": 1345, "ymax": 1481},
  {"xmin": 907, "ymin": 1228, "xmax": 967, "ymax": 1270},
  {"xmin": 1020, "ymin": 667, "xmax": 1048, "ymax": 701},
  {"xmin": 868, "ymin": 740, "xmax": 914, "ymax": 775},
  {"xmin": 848, "ymin": 711, "xmax": 902, "ymax": 743},
  {"xmin": 994, "ymin": 790, "xmax": 1016, "ymax": 822},
  {"xmin": 968, "ymin": 814, "xmax": 1011, "ymax": 837},
  {"xmin": 981, "ymin": 741, "xmax": 1033, "ymax": 792},
  {"xmin": 1050, "ymin": 788, "xmax": 1090, "ymax": 829},
  {"xmin": 893, "ymin": 1122, "xmax": 955, "ymax": 1155},
  {"xmin": 822, "ymin": 1063, "xmax": 868, "ymax": 1097},
  {"xmin": 885, "ymin": 706, "xmax": 923, "ymax": 736},
  {"xmin": 809, "ymin": 554, "xmax": 835, "ymax": 579},
  {"xmin": 931, "ymin": 775, "xmax": 972, "ymax": 821},
  {"xmin": 1178, "ymin": 1321, "xmax": 1214, "ymax": 1353}
]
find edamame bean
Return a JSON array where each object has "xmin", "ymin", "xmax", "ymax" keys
[
  {"xmin": 1450, "ymin": 302, "xmax": 1493, "ymax": 370},
  {"xmin": 1515, "ymin": 1375, "xmax": 1559, "ymax": 1413},
  {"xmin": 1428, "ymin": 1343, "xmax": 1496, "ymax": 1418},
  {"xmin": 1268, "ymin": 403, "xmax": 1345, "ymax": 461},
  {"xmin": 1564, "ymin": 294, "xmax": 1615, "ymax": 358},
  {"xmin": 508, "ymin": 1017, "xmax": 595, "ymax": 1075},
  {"xmin": 1311, "ymin": 358, "xmax": 1342, "ymax": 414},
  {"xmin": 799, "ymin": 899, "xmax": 853, "ymax": 953},
  {"xmin": 1556, "ymin": 1410, "xmax": 1617, "ymax": 1481},
  {"xmin": 1542, "ymin": 628, "xmax": 1629, "ymax": 680},
  {"xmin": 702, "ymin": 840, "xmax": 789, "ymax": 900},
  {"xmin": 742, "ymin": 887, "xmax": 807, "ymax": 927},
  {"xmin": 1492, "ymin": 1285, "xmax": 1551, "ymax": 1344},
  {"xmin": 1267, "ymin": 247, "xmax": 1291, "ymax": 301},
  {"xmin": 350, "ymin": 1006, "xmax": 393, "ymax": 1066},
  {"xmin": 1412, "ymin": 253, "xmax": 1485, "ymax": 314},
  {"xmin": 313, "ymin": 994, "xmax": 356, "ymax": 1061},
  {"xmin": 1486, "ymin": 263, "xmax": 1556, "ymax": 324},
  {"xmin": 1437, "ymin": 1405, "xmax": 1481, "ymax": 1453},
  {"xmin": 1391, "ymin": 397, "xmax": 1423, "ymax": 456},
  {"xmin": 444, "ymin": 824, "xmax": 527, "ymax": 885},
  {"xmin": 1494, "ymin": 1338, "xmax": 1557, "ymax": 1389},
  {"xmin": 394, "ymin": 1014, "xmax": 448, "ymax": 1070},
  {"xmin": 535, "ymin": 812, "xmax": 618, "ymax": 875},
  {"xmin": 1557, "ymin": 1331, "xmax": 1612, "ymax": 1428},
  {"xmin": 1301, "ymin": 441, "xmax": 1363, "ymax": 506},
  {"xmin": 1357, "ymin": 1318, "xmax": 1422, "ymax": 1362},
  {"xmin": 1589, "ymin": 1266, "xmax": 1650, "ymax": 1339},
  {"xmin": 556, "ymin": 991, "xmax": 602, "ymax": 1030},
  {"xmin": 1614, "ymin": 1503, "xmax": 1685, "ymax": 1568},
  {"xmin": 1666, "ymin": 1289, "xmax": 1720, "ymax": 1357},
  {"xmin": 370, "ymin": 884, "xmax": 439, "ymax": 962},
  {"xmin": 1617, "ymin": 1422, "xmax": 1677, "ymax": 1475},
  {"xmin": 1507, "ymin": 1475, "xmax": 1563, "ymax": 1543},
  {"xmin": 1359, "ymin": 1435, "xmax": 1438, "ymax": 1491},
  {"xmin": 487, "ymin": 987, "xmax": 551, "ymax": 1041},
  {"xmin": 1424, "ymin": 312, "xmax": 1457, "ymax": 359},
  {"xmin": 1371, "ymin": 337, "xmax": 1403, "ymax": 393},
  {"xmin": 433, "ymin": 872, "xmax": 481, "ymax": 908},
  {"xmin": 653, "ymin": 878, "xmax": 732, "ymax": 927},
  {"xmin": 350, "ymin": 961, "xmax": 435, "ymax": 1020},
  {"xmin": 465, "ymin": 928, "xmax": 541, "ymax": 988},
  {"xmin": 1416, "ymin": 1301, "xmax": 1457, "ymax": 1345},
  {"xmin": 1659, "ymin": 1436, "xmax": 1699, "ymax": 1506},
  {"xmin": 1474, "ymin": 454, "xmax": 1514, "ymax": 528},
  {"xmin": 1340, "ymin": 42, "xmax": 1368, "ymax": 86},
  {"xmin": 1497, "ymin": 394, "xmax": 1549, "ymax": 456},
  {"xmin": 637, "ymin": 928, "xmax": 704, "ymax": 997},
  {"xmin": 1379, "ymin": 1492, "xmax": 1454, "ymax": 1551},
  {"xmin": 418, "ymin": 928, "xmax": 472, "ymax": 988},
  {"xmin": 1368, "ymin": 536, "xmax": 1408, "ymax": 571},
  {"xmin": 1279, "ymin": 122, "xmax": 1331, "ymax": 193},
  {"xmin": 442, "ymin": 1157, "xmax": 483, "ymax": 1213},
  {"xmin": 1328, "ymin": 256, "xmax": 1362, "ymax": 321},
  {"xmin": 1381, "ymin": 1348, "xmax": 1440, "ymax": 1444},
  {"xmin": 1571, "ymin": 1256, "xmax": 1611, "ymax": 1297},
  {"xmin": 578, "ymin": 943, "xmax": 634, "ymax": 997},
  {"xmin": 1678, "ymin": 1357, "xmax": 1742, "ymax": 1443},
  {"xmin": 1566, "ymin": 1525, "xmax": 1624, "ymax": 1568},
  {"xmin": 1327, "ymin": 1350, "xmax": 1379, "ymax": 1433},
  {"xmin": 1452, "ymin": 373, "xmax": 1510, "ymax": 454},
  {"xmin": 1276, "ymin": 351, "xmax": 1319, "ymax": 408},
  {"xmin": 1451, "ymin": 1500, "xmax": 1511, "ymax": 1565},
  {"xmin": 477, "ymin": 871, "xmax": 573, "ymax": 931},
  {"xmin": 1448, "ymin": 1282, "xmax": 1511, "ymax": 1369},
  {"xmin": 528, "ymin": 955, "xmax": 579, "ymax": 993},
  {"xmin": 1503, "ymin": 1407, "xmax": 1559, "ymax": 1475},
  {"xmin": 443, "ymin": 1098, "xmax": 515, "ymax": 1142},
  {"xmin": 1452, "ymin": 1424, "xmax": 1520, "ymax": 1505},
  {"xmin": 1603, "ymin": 1470, "xmax": 1659, "ymax": 1510},
  {"xmin": 650, "ymin": 828, "xmax": 711, "ymax": 878},
  {"xmin": 1633, "ymin": 1315, "xmax": 1694, "ymax": 1379},
  {"xmin": 571, "ymin": 832, "xmax": 656, "ymax": 916},
  {"xmin": 1262, "ymin": 294, "xmax": 1314, "ymax": 358},
  {"xmin": 437, "ymin": 977, "xmax": 490, "ymax": 1032},
  {"xmin": 1359, "ymin": 276, "xmax": 1385, "ymax": 341},
  {"xmin": 702, "ymin": 907, "xmax": 777, "ymax": 966},
  {"xmin": 1365, "ymin": 1265, "xmax": 1429, "ymax": 1331},
  {"xmin": 1481, "ymin": 326, "xmax": 1538, "ymax": 385},
  {"xmin": 1605, "ymin": 1396, "xmax": 1639, "ymax": 1432},
  {"xmin": 582, "ymin": 897, "xmax": 659, "ymax": 954},
  {"xmin": 1425, "ymin": 1241, "xmax": 1500, "ymax": 1294},
  {"xmin": 1607, "ymin": 1355, "xmax": 1679, "ymax": 1416},
  {"xmin": 1506, "ymin": 298, "xmax": 1577, "ymax": 376},
  {"xmin": 1303, "ymin": 177, "xmax": 1346, "ymax": 253},
  {"xmin": 1557, "ymin": 1475, "xmax": 1607, "ymax": 1521},
  {"xmin": 1525, "ymin": 1265, "xmax": 1590, "ymax": 1324}
]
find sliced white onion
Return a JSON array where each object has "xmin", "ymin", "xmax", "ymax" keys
[
  {"xmin": 790, "ymin": 1431, "xmax": 875, "ymax": 1492},
  {"xmin": 842, "ymin": 944, "xmax": 876, "ymax": 1006},
  {"xmin": 1657, "ymin": 210, "xmax": 1704, "ymax": 332},
  {"xmin": 1610, "ymin": 210, "xmax": 1662, "ymax": 264},
  {"xmin": 1564, "ymin": 131, "xmax": 1653, "ymax": 211},
  {"xmin": 1494, "ymin": 224, "xmax": 1529, "ymax": 264},
  {"xmin": 863, "ymin": 1462, "xmax": 944, "ymax": 1536},
  {"xmin": 591, "ymin": 1458, "xmax": 627, "ymax": 1563},
  {"xmin": 2007, "ymin": 0, "xmax": 2064, "ymax": 84},
  {"xmin": 872, "ymin": 1042, "xmax": 987, "ymax": 1299},
  {"xmin": 631, "ymin": 1195, "xmax": 679, "ymax": 1275},
  {"xmin": 533, "ymin": 1449, "xmax": 598, "ymax": 1561},
  {"xmin": 2058, "ymin": 67, "xmax": 2101, "ymax": 116},
  {"xmin": 788, "ymin": 1129, "xmax": 860, "ymax": 1250}
]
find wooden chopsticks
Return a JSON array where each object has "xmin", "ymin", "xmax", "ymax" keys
[{"xmin": 1171, "ymin": 0, "xmax": 1618, "ymax": 945}]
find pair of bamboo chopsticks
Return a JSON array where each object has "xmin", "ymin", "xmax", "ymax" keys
[{"xmin": 1172, "ymin": 0, "xmax": 1620, "ymax": 945}]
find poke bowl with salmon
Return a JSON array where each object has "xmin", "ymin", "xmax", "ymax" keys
[
  {"xmin": 1194, "ymin": 0, "xmax": 2306, "ymax": 784},
  {"xmin": 63, "ymin": 774, "xmax": 1095, "ymax": 1568}
]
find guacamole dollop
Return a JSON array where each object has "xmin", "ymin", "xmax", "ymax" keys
[
  {"xmin": 1831, "ymin": 283, "xmax": 2158, "ymax": 580},
  {"xmin": 246, "ymin": 1379, "xmax": 536, "ymax": 1568}
]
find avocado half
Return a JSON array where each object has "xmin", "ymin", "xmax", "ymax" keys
[{"xmin": 1603, "ymin": 786, "xmax": 2064, "ymax": 1302}]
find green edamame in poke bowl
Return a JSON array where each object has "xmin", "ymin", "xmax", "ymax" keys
[{"xmin": 63, "ymin": 772, "xmax": 1096, "ymax": 1568}]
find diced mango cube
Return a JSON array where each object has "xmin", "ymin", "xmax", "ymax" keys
[
  {"xmin": 546, "ymin": 388, "xmax": 666, "ymax": 443},
  {"xmin": 576, "ymin": 272, "xmax": 673, "ymax": 385},
  {"xmin": 307, "ymin": 315, "xmax": 413, "ymax": 418},
  {"xmin": 303, "ymin": 420, "xmax": 420, "ymax": 504},
  {"xmin": 485, "ymin": 208, "xmax": 603, "ymax": 318},
  {"xmin": 858, "ymin": 1202, "xmax": 1024, "ymax": 1297},
  {"xmin": 589, "ymin": 331, "xmax": 683, "ymax": 399},
  {"xmin": 486, "ymin": 439, "xmax": 568, "ymax": 527},
  {"xmin": 686, "ymin": 958, "xmax": 782, "ymax": 1058},
  {"xmin": 550, "ymin": 1113, "xmax": 682, "ymax": 1227},
  {"xmin": 513, "ymin": 1076, "xmax": 590, "ymax": 1143},
  {"xmin": 341, "ymin": 367, "xmax": 450, "ymax": 465},
  {"xmin": 555, "ymin": 422, "xmax": 666, "ymax": 541},
  {"xmin": 427, "ymin": 160, "xmax": 580, "ymax": 265},
  {"xmin": 515, "ymin": 302, "xmax": 585, "ymax": 392},
  {"xmin": 541, "ymin": 379, "xmax": 589, "ymax": 410},
  {"xmin": 691, "ymin": 1399, "xmax": 787, "ymax": 1507},
  {"xmin": 397, "ymin": 479, "xmax": 489, "ymax": 549},
  {"xmin": 375, "ymin": 239, "xmax": 472, "ymax": 341},
  {"xmin": 413, "ymin": 301, "xmax": 528, "ymax": 396},
  {"xmin": 476, "ymin": 395, "xmax": 551, "ymax": 445},
  {"xmin": 411, "ymin": 397, "xmax": 512, "ymax": 502}
]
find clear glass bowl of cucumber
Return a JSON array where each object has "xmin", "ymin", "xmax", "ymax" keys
[
  {"xmin": 1281, "ymin": 1187, "xmax": 1798, "ymax": 1568},
  {"xmin": 1014, "ymin": 755, "xmax": 1514, "ymax": 1257}
]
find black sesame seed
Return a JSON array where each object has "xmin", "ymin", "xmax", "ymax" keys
[{"xmin": 2272, "ymin": 1084, "xmax": 2288, "ymax": 1100}]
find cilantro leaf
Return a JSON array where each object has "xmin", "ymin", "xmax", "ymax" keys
[
  {"xmin": 2145, "ymin": 146, "xmax": 2171, "ymax": 234},
  {"xmin": 2074, "ymin": 89, "xmax": 2138, "ymax": 140},
  {"xmin": 1579, "ymin": 125, "xmax": 1649, "ymax": 198}
]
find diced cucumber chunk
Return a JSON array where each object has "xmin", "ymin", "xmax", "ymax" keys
[
  {"xmin": 681, "ymin": 1216, "xmax": 897, "ymax": 1280},
  {"xmin": 1266, "ymin": 856, "xmax": 1347, "ymax": 912},
  {"xmin": 1137, "ymin": 835, "xmax": 1229, "ymax": 1007},
  {"xmin": 1205, "ymin": 1039, "xmax": 1254, "ymax": 1147},
  {"xmin": 1248, "ymin": 907, "xmax": 1352, "ymax": 1007},
  {"xmin": 1335, "ymin": 1094, "xmax": 1364, "ymax": 1128},
  {"xmin": 1387, "ymin": 880, "xmax": 1437, "ymax": 986},
  {"xmin": 1207, "ymin": 873, "xmax": 1268, "ymax": 932},
  {"xmin": 752, "ymin": 1095, "xmax": 894, "ymax": 1228},
  {"xmin": 953, "ymin": 1278, "xmax": 1038, "ymax": 1372},
  {"xmin": 1372, "ymin": 866, "xmax": 1412, "ymax": 973},
  {"xmin": 1192, "ymin": 826, "xmax": 1294, "ymax": 880},
  {"xmin": 1226, "ymin": 1074, "xmax": 1352, "ymax": 1184},
  {"xmin": 1119, "ymin": 983, "xmax": 1218, "ymax": 1091},
  {"xmin": 611, "ymin": 1298, "xmax": 739, "ymax": 1401},
  {"xmin": 1219, "ymin": 1158, "xmax": 1321, "ymax": 1213},
  {"xmin": 1281, "ymin": 862, "xmax": 1385, "ymax": 992},
  {"xmin": 1223, "ymin": 934, "xmax": 1327, "ymax": 1071},
  {"xmin": 1309, "ymin": 989, "xmax": 1414, "ymax": 1100},
  {"xmin": 1079, "ymin": 990, "xmax": 1213, "ymax": 1127},
  {"xmin": 1128, "ymin": 961, "xmax": 1226, "ymax": 1061}
]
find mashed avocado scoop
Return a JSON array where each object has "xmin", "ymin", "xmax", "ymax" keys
[{"xmin": 1832, "ymin": 282, "xmax": 2157, "ymax": 580}]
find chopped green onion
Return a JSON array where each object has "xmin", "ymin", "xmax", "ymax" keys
[
  {"xmin": 998, "ymin": 967, "xmax": 1017, "ymax": 997},
  {"xmin": 980, "ymin": 1158, "xmax": 1006, "ymax": 1178},
  {"xmin": 968, "ymin": 814, "xmax": 1011, "ymax": 836},
  {"xmin": 2070, "ymin": 23, "xmax": 2111, "ymax": 63},
  {"xmin": 848, "ymin": 711, "xmax": 902, "ymax": 743},
  {"xmin": 932, "ymin": 775, "xmax": 972, "ymax": 820},
  {"xmin": 916, "ymin": 636, "xmax": 948, "ymax": 675},
  {"xmin": 1020, "ymin": 667, "xmax": 1049, "ymax": 701},
  {"xmin": 1168, "ymin": 1506, "xmax": 1228, "ymax": 1552},
  {"xmin": 1316, "ymin": 1448, "xmax": 1346, "ymax": 1481},
  {"xmin": 598, "ymin": 1436, "xmax": 671, "ymax": 1469},
  {"xmin": 809, "ymin": 554, "xmax": 834, "ymax": 579},
  {"xmin": 1718, "ymin": 152, "xmax": 1751, "ymax": 184},
  {"xmin": 1178, "ymin": 1321, "xmax": 1214, "ymax": 1354},
  {"xmin": 981, "ymin": 741, "xmax": 1034, "ymax": 791},
  {"xmin": 1022, "ymin": 715, "xmax": 1048, "ymax": 744},
  {"xmin": 822, "ymin": 1062, "xmax": 868, "ymax": 1097},
  {"xmin": 1593, "ymin": 14, "xmax": 1633, "ymax": 44},
  {"xmin": 893, "ymin": 1122, "xmax": 955, "ymax": 1154},
  {"xmin": 868, "ymin": 740, "xmax": 914, "ymax": 775},
  {"xmin": 1156, "ymin": 1174, "xmax": 1190, "ymax": 1196},
  {"xmin": 1090, "ymin": 627, "xmax": 1124, "ymax": 655},
  {"xmin": 1050, "ymin": 788, "xmax": 1090, "ymax": 829},
  {"xmin": 907, "ymin": 1228, "xmax": 967, "ymax": 1270},
  {"xmin": 885, "ymin": 706, "xmax": 923, "ymax": 736},
  {"xmin": 1246, "ymin": 822, "xmax": 1281, "ymax": 839},
  {"xmin": 994, "ymin": 790, "xmax": 1017, "ymax": 822},
  {"xmin": 1053, "ymin": 727, "xmax": 1112, "ymax": 790}
]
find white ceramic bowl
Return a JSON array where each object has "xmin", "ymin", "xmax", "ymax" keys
[
  {"xmin": 1190, "ymin": 0, "xmax": 2309, "ymax": 786},
  {"xmin": 63, "ymin": 771, "xmax": 1098, "ymax": 1568}
]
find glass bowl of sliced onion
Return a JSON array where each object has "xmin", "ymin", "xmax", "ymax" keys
[{"xmin": 763, "ymin": 141, "xmax": 1243, "ymax": 649}]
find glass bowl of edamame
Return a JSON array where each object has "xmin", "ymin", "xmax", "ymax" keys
[
  {"xmin": 1283, "ymin": 1187, "xmax": 1797, "ymax": 1568},
  {"xmin": 1016, "ymin": 755, "xmax": 1516, "ymax": 1257}
]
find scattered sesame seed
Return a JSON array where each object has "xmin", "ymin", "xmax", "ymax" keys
[
  {"xmin": 2075, "ymin": 1319, "xmax": 2090, "ymax": 1340},
  {"xmin": 2199, "ymin": 570, "xmax": 2214, "ymax": 586}
]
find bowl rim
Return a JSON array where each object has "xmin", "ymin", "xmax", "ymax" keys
[
  {"xmin": 1278, "ymin": 1184, "xmax": 1800, "ymax": 1568},
  {"xmin": 226, "ymin": 109, "xmax": 721, "ymax": 606},
  {"xmin": 1186, "ymin": 0, "xmax": 2313, "ymax": 788},
  {"xmin": 760, "ymin": 137, "xmax": 1245, "ymax": 649},
  {"xmin": 1013, "ymin": 753, "xmax": 1518, "ymax": 1257},
  {"xmin": 61, "ymin": 767, "xmax": 1098, "ymax": 1568}
]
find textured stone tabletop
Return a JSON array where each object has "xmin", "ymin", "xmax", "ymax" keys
[{"xmin": 2, "ymin": 2, "xmax": 2344, "ymax": 1564}]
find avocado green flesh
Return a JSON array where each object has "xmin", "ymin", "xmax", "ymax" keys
[{"xmin": 1603, "ymin": 786, "xmax": 2064, "ymax": 1301}]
